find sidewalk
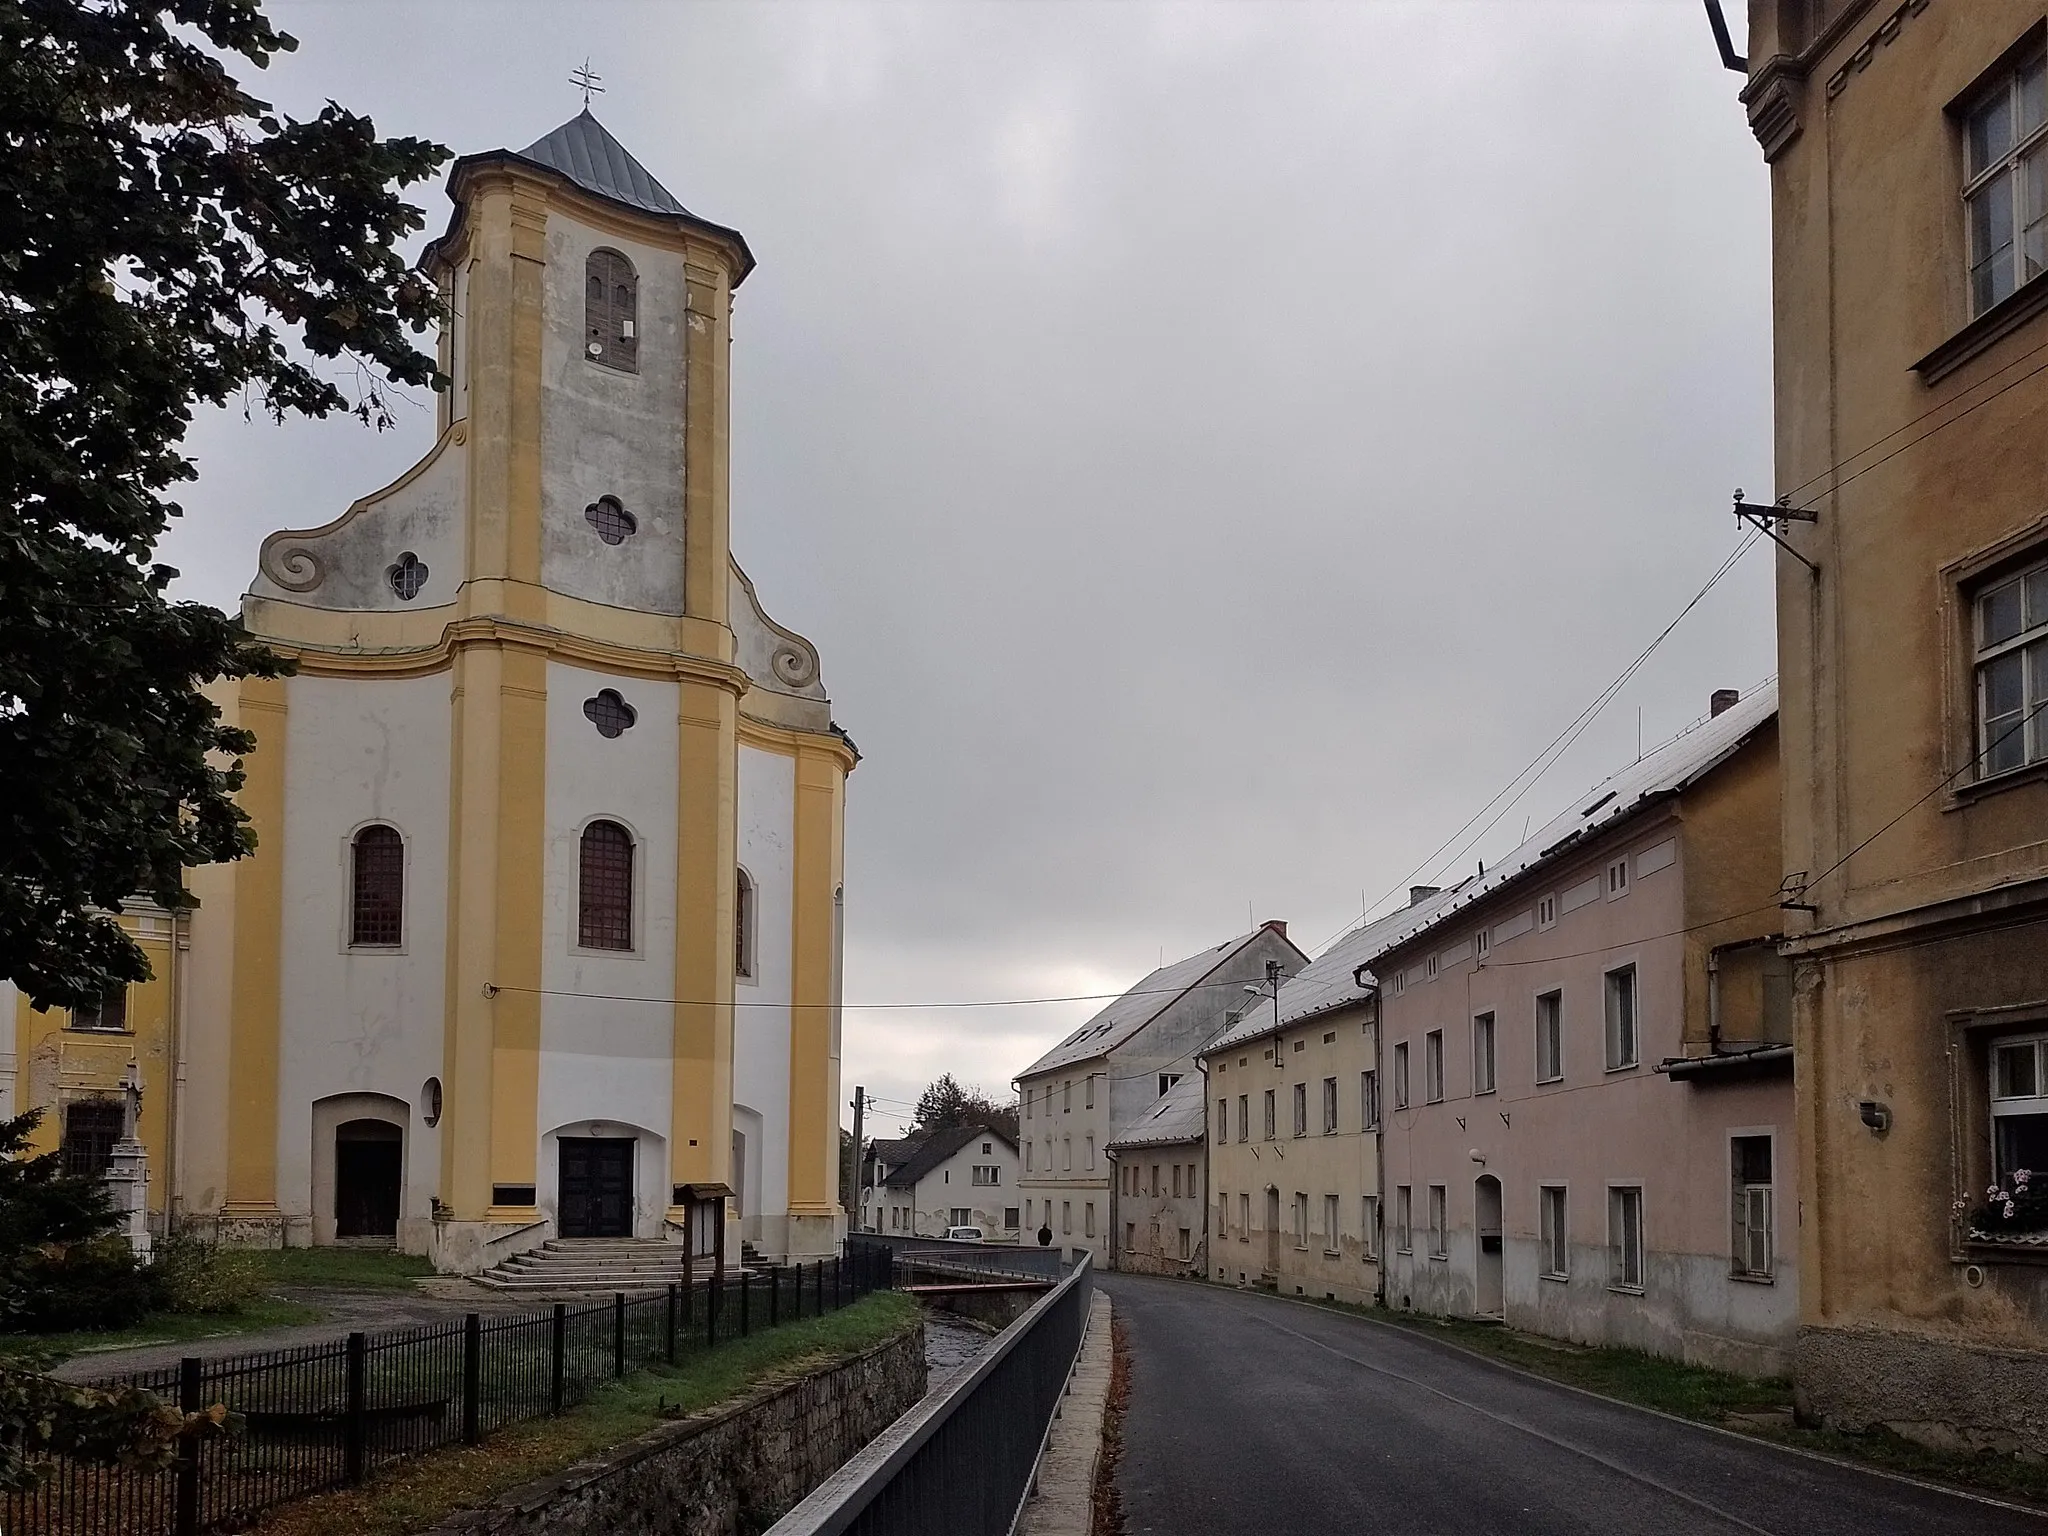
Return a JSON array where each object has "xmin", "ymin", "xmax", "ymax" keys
[{"xmin": 1016, "ymin": 1288, "xmax": 1113, "ymax": 1536}]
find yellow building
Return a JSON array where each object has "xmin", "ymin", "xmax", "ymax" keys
[
  {"xmin": 1737, "ymin": 0, "xmax": 2048, "ymax": 1442},
  {"xmin": 162, "ymin": 112, "xmax": 853, "ymax": 1272},
  {"xmin": 0, "ymin": 907, "xmax": 182, "ymax": 1213}
]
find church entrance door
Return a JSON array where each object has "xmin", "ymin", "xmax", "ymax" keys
[
  {"xmin": 334, "ymin": 1119, "xmax": 402, "ymax": 1238},
  {"xmin": 559, "ymin": 1138, "xmax": 635, "ymax": 1238}
]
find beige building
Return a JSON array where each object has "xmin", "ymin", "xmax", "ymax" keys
[
  {"xmin": 1198, "ymin": 903, "xmax": 1432, "ymax": 1305},
  {"xmin": 1015, "ymin": 923, "xmax": 1305, "ymax": 1265},
  {"xmin": 1735, "ymin": 0, "xmax": 2048, "ymax": 1438},
  {"xmin": 1107, "ymin": 1076, "xmax": 1207, "ymax": 1278},
  {"xmin": 1368, "ymin": 690, "xmax": 1795, "ymax": 1373}
]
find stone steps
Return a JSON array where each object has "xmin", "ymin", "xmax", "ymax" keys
[{"xmin": 474, "ymin": 1238, "xmax": 699, "ymax": 1295}]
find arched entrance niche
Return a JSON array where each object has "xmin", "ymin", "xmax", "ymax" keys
[{"xmin": 311, "ymin": 1092, "xmax": 409, "ymax": 1245}]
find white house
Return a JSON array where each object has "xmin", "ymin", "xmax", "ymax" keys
[{"xmin": 866, "ymin": 1126, "xmax": 1020, "ymax": 1238}]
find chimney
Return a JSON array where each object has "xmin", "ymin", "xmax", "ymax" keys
[
  {"xmin": 1408, "ymin": 886, "xmax": 1440, "ymax": 907},
  {"xmin": 1710, "ymin": 688, "xmax": 1740, "ymax": 717},
  {"xmin": 1260, "ymin": 919, "xmax": 1287, "ymax": 939}
]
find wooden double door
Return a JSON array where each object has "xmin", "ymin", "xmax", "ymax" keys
[{"xmin": 558, "ymin": 1137, "xmax": 634, "ymax": 1238}]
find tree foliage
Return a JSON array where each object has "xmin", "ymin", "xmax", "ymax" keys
[
  {"xmin": 913, "ymin": 1073, "xmax": 1019, "ymax": 1141},
  {"xmin": 0, "ymin": 0, "xmax": 448, "ymax": 1008}
]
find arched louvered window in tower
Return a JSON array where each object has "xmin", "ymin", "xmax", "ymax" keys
[
  {"xmin": 579, "ymin": 820, "xmax": 635, "ymax": 950},
  {"xmin": 735, "ymin": 869, "xmax": 755, "ymax": 980},
  {"xmin": 351, "ymin": 825, "xmax": 405, "ymax": 946},
  {"xmin": 584, "ymin": 248, "xmax": 639, "ymax": 373}
]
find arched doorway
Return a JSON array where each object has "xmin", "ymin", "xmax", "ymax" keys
[
  {"xmin": 1474, "ymin": 1174, "xmax": 1504, "ymax": 1319},
  {"xmin": 335, "ymin": 1119, "xmax": 403, "ymax": 1239}
]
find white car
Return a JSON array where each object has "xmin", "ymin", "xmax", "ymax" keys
[{"xmin": 942, "ymin": 1225, "xmax": 985, "ymax": 1243}]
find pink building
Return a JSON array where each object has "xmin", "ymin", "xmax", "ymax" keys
[{"xmin": 1367, "ymin": 687, "xmax": 1793, "ymax": 1375}]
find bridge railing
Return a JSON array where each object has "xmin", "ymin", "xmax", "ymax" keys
[
  {"xmin": 767, "ymin": 1251, "xmax": 1094, "ymax": 1536},
  {"xmin": 848, "ymin": 1233, "xmax": 1065, "ymax": 1282}
]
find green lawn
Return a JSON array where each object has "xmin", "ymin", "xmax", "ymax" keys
[
  {"xmin": 0, "ymin": 1294, "xmax": 322, "ymax": 1365},
  {"xmin": 1348, "ymin": 1300, "xmax": 2048, "ymax": 1509},
  {"xmin": 240, "ymin": 1246, "xmax": 435, "ymax": 1290},
  {"xmin": 250, "ymin": 1290, "xmax": 922, "ymax": 1536}
]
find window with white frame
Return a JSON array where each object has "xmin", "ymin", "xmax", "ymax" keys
[
  {"xmin": 1324, "ymin": 1193, "xmax": 1341, "ymax": 1255},
  {"xmin": 1292, "ymin": 1082, "xmax": 1308, "ymax": 1137},
  {"xmin": 1362, "ymin": 1069, "xmax": 1380, "ymax": 1129},
  {"xmin": 1239, "ymin": 1191, "xmax": 1251, "ymax": 1239},
  {"xmin": 1293, "ymin": 1191, "xmax": 1309, "ymax": 1248},
  {"xmin": 1428, "ymin": 1185, "xmax": 1448, "ymax": 1258},
  {"xmin": 1476, "ymin": 927, "xmax": 1490, "ymax": 961},
  {"xmin": 1394, "ymin": 1042, "xmax": 1410, "ymax": 1109},
  {"xmin": 1063, "ymin": 1079, "xmax": 1072, "ymax": 1113},
  {"xmin": 1731, "ymin": 1136, "xmax": 1774, "ymax": 1279},
  {"xmin": 1473, "ymin": 1013, "xmax": 1496, "ymax": 1095},
  {"xmin": 1974, "ymin": 556, "xmax": 2048, "ymax": 776},
  {"xmin": 1362, "ymin": 1195, "xmax": 1379, "ymax": 1260},
  {"xmin": 972, "ymin": 1165, "xmax": 1002, "ymax": 1186},
  {"xmin": 1540, "ymin": 1186, "xmax": 1568, "ymax": 1279},
  {"xmin": 1216, "ymin": 1097, "xmax": 1228, "ymax": 1141},
  {"xmin": 1395, "ymin": 1185, "xmax": 1413, "ymax": 1253},
  {"xmin": 1158, "ymin": 1072, "xmax": 1181, "ymax": 1097},
  {"xmin": 1086, "ymin": 1075, "xmax": 1095, "ymax": 1110},
  {"xmin": 1535, "ymin": 990, "xmax": 1564, "ymax": 1082},
  {"xmin": 1608, "ymin": 1186, "xmax": 1645, "ymax": 1290},
  {"xmin": 1172, "ymin": 1164, "xmax": 1183, "ymax": 1197},
  {"xmin": 1322, "ymin": 1075, "xmax": 1339, "ymax": 1134},
  {"xmin": 1238, "ymin": 1093, "xmax": 1249, "ymax": 1143},
  {"xmin": 1263, "ymin": 1089, "xmax": 1277, "ymax": 1140},
  {"xmin": 1964, "ymin": 45, "xmax": 2048, "ymax": 316},
  {"xmin": 1424, "ymin": 1030, "xmax": 1444, "ymax": 1103},
  {"xmin": 1605, "ymin": 966, "xmax": 1639, "ymax": 1070},
  {"xmin": 1426, "ymin": 952, "xmax": 1440, "ymax": 981},
  {"xmin": 1537, "ymin": 893, "xmax": 1557, "ymax": 929},
  {"xmin": 1607, "ymin": 857, "xmax": 1630, "ymax": 899},
  {"xmin": 1991, "ymin": 1033, "xmax": 2048, "ymax": 1180}
]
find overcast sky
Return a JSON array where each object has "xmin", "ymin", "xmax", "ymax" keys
[{"xmin": 162, "ymin": 0, "xmax": 1774, "ymax": 1140}]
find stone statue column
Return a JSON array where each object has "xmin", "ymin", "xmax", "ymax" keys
[{"xmin": 104, "ymin": 1060, "xmax": 151, "ymax": 1260}]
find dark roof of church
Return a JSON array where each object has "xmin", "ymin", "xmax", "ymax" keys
[{"xmin": 516, "ymin": 111, "xmax": 688, "ymax": 216}]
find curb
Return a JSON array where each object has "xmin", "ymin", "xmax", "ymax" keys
[{"xmin": 1017, "ymin": 1291, "xmax": 1114, "ymax": 1536}]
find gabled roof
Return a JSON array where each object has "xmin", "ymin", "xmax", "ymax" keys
[
  {"xmin": 517, "ymin": 110, "xmax": 688, "ymax": 216},
  {"xmin": 1018, "ymin": 923, "xmax": 1302, "ymax": 1080},
  {"xmin": 1359, "ymin": 684, "xmax": 1779, "ymax": 968},
  {"xmin": 881, "ymin": 1124, "xmax": 1015, "ymax": 1189},
  {"xmin": 1201, "ymin": 886, "xmax": 1467, "ymax": 1058},
  {"xmin": 1108, "ymin": 1073, "xmax": 1208, "ymax": 1150},
  {"xmin": 866, "ymin": 1135, "xmax": 927, "ymax": 1174}
]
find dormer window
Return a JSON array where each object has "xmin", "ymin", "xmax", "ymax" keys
[{"xmin": 585, "ymin": 249, "xmax": 639, "ymax": 372}]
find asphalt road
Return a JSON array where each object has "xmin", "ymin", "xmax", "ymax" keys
[{"xmin": 1102, "ymin": 1273, "xmax": 2045, "ymax": 1535}]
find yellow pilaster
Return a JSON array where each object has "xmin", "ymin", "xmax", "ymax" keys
[
  {"xmin": 670, "ymin": 679, "xmax": 737, "ymax": 1196},
  {"xmin": 786, "ymin": 745, "xmax": 845, "ymax": 1217},
  {"xmin": 225, "ymin": 675, "xmax": 288, "ymax": 1212},
  {"xmin": 681, "ymin": 263, "xmax": 730, "ymax": 631}
]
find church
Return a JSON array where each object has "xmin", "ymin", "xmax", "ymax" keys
[{"xmin": 2, "ymin": 111, "xmax": 854, "ymax": 1273}]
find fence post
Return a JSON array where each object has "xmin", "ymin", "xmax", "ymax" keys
[
  {"xmin": 343, "ymin": 1331, "xmax": 368, "ymax": 1486},
  {"xmin": 665, "ymin": 1283, "xmax": 678, "ymax": 1365},
  {"xmin": 613, "ymin": 1292, "xmax": 626, "ymax": 1378},
  {"xmin": 706, "ymin": 1273, "xmax": 717, "ymax": 1348},
  {"xmin": 769, "ymin": 1265, "xmax": 780, "ymax": 1328},
  {"xmin": 550, "ymin": 1303, "xmax": 567, "ymax": 1415},
  {"xmin": 740, "ymin": 1271, "xmax": 751, "ymax": 1337},
  {"xmin": 462, "ymin": 1313, "xmax": 482, "ymax": 1446},
  {"xmin": 174, "ymin": 1356, "xmax": 202, "ymax": 1536}
]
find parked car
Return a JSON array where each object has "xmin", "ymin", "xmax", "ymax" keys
[{"xmin": 942, "ymin": 1225, "xmax": 985, "ymax": 1242}]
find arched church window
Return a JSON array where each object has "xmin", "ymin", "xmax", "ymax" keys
[
  {"xmin": 584, "ymin": 248, "xmax": 639, "ymax": 373},
  {"xmin": 735, "ymin": 868, "xmax": 755, "ymax": 980},
  {"xmin": 350, "ymin": 825, "xmax": 404, "ymax": 946},
  {"xmin": 387, "ymin": 551, "xmax": 429, "ymax": 601},
  {"xmin": 582, "ymin": 689, "xmax": 637, "ymax": 739},
  {"xmin": 584, "ymin": 495, "xmax": 638, "ymax": 545},
  {"xmin": 579, "ymin": 820, "xmax": 635, "ymax": 950}
]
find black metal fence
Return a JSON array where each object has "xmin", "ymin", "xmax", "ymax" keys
[
  {"xmin": 766, "ymin": 1252, "xmax": 1094, "ymax": 1536},
  {"xmin": 3, "ymin": 1245, "xmax": 891, "ymax": 1536},
  {"xmin": 848, "ymin": 1233, "xmax": 1066, "ymax": 1282}
]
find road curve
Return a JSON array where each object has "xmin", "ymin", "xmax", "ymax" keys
[{"xmin": 1102, "ymin": 1273, "xmax": 2044, "ymax": 1535}]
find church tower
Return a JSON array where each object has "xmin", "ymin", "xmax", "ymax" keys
[{"xmin": 180, "ymin": 112, "xmax": 854, "ymax": 1269}]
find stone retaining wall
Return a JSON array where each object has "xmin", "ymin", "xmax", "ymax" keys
[
  {"xmin": 432, "ymin": 1324, "xmax": 926, "ymax": 1536},
  {"xmin": 1796, "ymin": 1323, "xmax": 2048, "ymax": 1453}
]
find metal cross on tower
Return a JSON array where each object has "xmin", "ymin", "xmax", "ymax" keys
[{"xmin": 570, "ymin": 59, "xmax": 605, "ymax": 108}]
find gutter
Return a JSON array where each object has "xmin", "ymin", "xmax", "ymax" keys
[{"xmin": 1656, "ymin": 1044, "xmax": 1792, "ymax": 1081}]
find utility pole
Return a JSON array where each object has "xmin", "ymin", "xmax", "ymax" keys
[
  {"xmin": 849, "ymin": 1086, "xmax": 865, "ymax": 1229},
  {"xmin": 1267, "ymin": 958, "xmax": 1283, "ymax": 1038}
]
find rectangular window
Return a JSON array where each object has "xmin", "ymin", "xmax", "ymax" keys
[
  {"xmin": 1394, "ymin": 1043, "xmax": 1410, "ymax": 1109},
  {"xmin": 1061, "ymin": 1200, "xmax": 1072, "ymax": 1235},
  {"xmin": 950, "ymin": 1206, "xmax": 970, "ymax": 1228},
  {"xmin": 1063, "ymin": 1137, "xmax": 1072, "ymax": 1172},
  {"xmin": 1475, "ymin": 927, "xmax": 1490, "ymax": 961},
  {"xmin": 1292, "ymin": 1082, "xmax": 1308, "ymax": 1137},
  {"xmin": 1263, "ymin": 1089, "xmax": 1277, "ymax": 1140},
  {"xmin": 1179, "ymin": 1227, "xmax": 1192, "ymax": 1261},
  {"xmin": 62, "ymin": 1101, "xmax": 125, "ymax": 1178},
  {"xmin": 1025, "ymin": 1142, "xmax": 1034, "ymax": 1172},
  {"xmin": 1293, "ymin": 1191, "xmax": 1309, "ymax": 1248},
  {"xmin": 1025, "ymin": 1086, "xmax": 1033, "ymax": 1119},
  {"xmin": 1362, "ymin": 1195, "xmax": 1379, "ymax": 1260},
  {"xmin": 972, "ymin": 1165, "xmax": 1002, "ymax": 1186},
  {"xmin": 1428, "ymin": 1185, "xmax": 1448, "ymax": 1257},
  {"xmin": 1149, "ymin": 1163, "xmax": 1159, "ymax": 1197},
  {"xmin": 1472, "ymin": 1013, "xmax": 1496, "ymax": 1095},
  {"xmin": 1217, "ymin": 1192, "xmax": 1229, "ymax": 1235},
  {"xmin": 1362, "ymin": 1070, "xmax": 1380, "ymax": 1129},
  {"xmin": 1732, "ymin": 1136, "xmax": 1775, "ymax": 1279},
  {"xmin": 1395, "ymin": 1186, "xmax": 1413, "ymax": 1253},
  {"xmin": 1607, "ymin": 857, "xmax": 1630, "ymax": 899},
  {"xmin": 1535, "ymin": 991, "xmax": 1563, "ymax": 1082},
  {"xmin": 67, "ymin": 987, "xmax": 128, "ymax": 1034},
  {"xmin": 1086, "ymin": 1136, "xmax": 1095, "ymax": 1170},
  {"xmin": 1991, "ymin": 1033, "xmax": 2048, "ymax": 1180},
  {"xmin": 1125, "ymin": 1221, "xmax": 1135, "ymax": 1252},
  {"xmin": 1063, "ymin": 1080, "xmax": 1071, "ymax": 1113},
  {"xmin": 1605, "ymin": 966, "xmax": 1639, "ymax": 1070},
  {"xmin": 1085, "ymin": 1201, "xmax": 1096, "ymax": 1239},
  {"xmin": 1965, "ymin": 47, "xmax": 2048, "ymax": 315},
  {"xmin": 1238, "ymin": 1094, "xmax": 1249, "ymax": 1143},
  {"xmin": 1158, "ymin": 1072, "xmax": 1181, "ymax": 1097},
  {"xmin": 1540, "ymin": 1186, "xmax": 1568, "ymax": 1279},
  {"xmin": 1085, "ymin": 1075, "xmax": 1094, "ymax": 1110},
  {"xmin": 1324, "ymin": 1193, "xmax": 1341, "ymax": 1255},
  {"xmin": 1172, "ymin": 1164, "xmax": 1183, "ymax": 1198},
  {"xmin": 1537, "ymin": 893, "xmax": 1557, "ymax": 928},
  {"xmin": 1608, "ymin": 1186, "xmax": 1645, "ymax": 1290},
  {"xmin": 1424, "ymin": 1030, "xmax": 1445, "ymax": 1103},
  {"xmin": 1322, "ymin": 1076, "xmax": 1338, "ymax": 1134},
  {"xmin": 1239, "ymin": 1191, "xmax": 1251, "ymax": 1239},
  {"xmin": 1974, "ymin": 556, "xmax": 2048, "ymax": 776},
  {"xmin": 1217, "ymin": 1098, "xmax": 1228, "ymax": 1141}
]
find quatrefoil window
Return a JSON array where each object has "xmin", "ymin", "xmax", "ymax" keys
[
  {"xmin": 585, "ymin": 495, "xmax": 638, "ymax": 546},
  {"xmin": 387, "ymin": 552, "xmax": 429, "ymax": 601},
  {"xmin": 583, "ymin": 689, "xmax": 638, "ymax": 739}
]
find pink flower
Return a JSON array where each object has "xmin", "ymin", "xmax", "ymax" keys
[
  {"xmin": 2005, "ymin": 1201, "xmax": 2018, "ymax": 1218},
  {"xmin": 2020, "ymin": 1169, "xmax": 2033, "ymax": 1186},
  {"xmin": 1991, "ymin": 1184, "xmax": 2004, "ymax": 1200}
]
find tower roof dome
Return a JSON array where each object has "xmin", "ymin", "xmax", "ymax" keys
[{"xmin": 515, "ymin": 109, "xmax": 688, "ymax": 217}]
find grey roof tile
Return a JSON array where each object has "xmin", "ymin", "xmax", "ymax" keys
[
  {"xmin": 517, "ymin": 110, "xmax": 688, "ymax": 216},
  {"xmin": 1108, "ymin": 1073, "xmax": 1209, "ymax": 1149}
]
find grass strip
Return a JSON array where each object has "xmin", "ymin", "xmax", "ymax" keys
[
  {"xmin": 247, "ymin": 1290, "xmax": 921, "ymax": 1536},
  {"xmin": 242, "ymin": 1248, "xmax": 438, "ymax": 1291},
  {"xmin": 0, "ymin": 1295, "xmax": 323, "ymax": 1366},
  {"xmin": 1343, "ymin": 1299, "xmax": 2048, "ymax": 1509}
]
